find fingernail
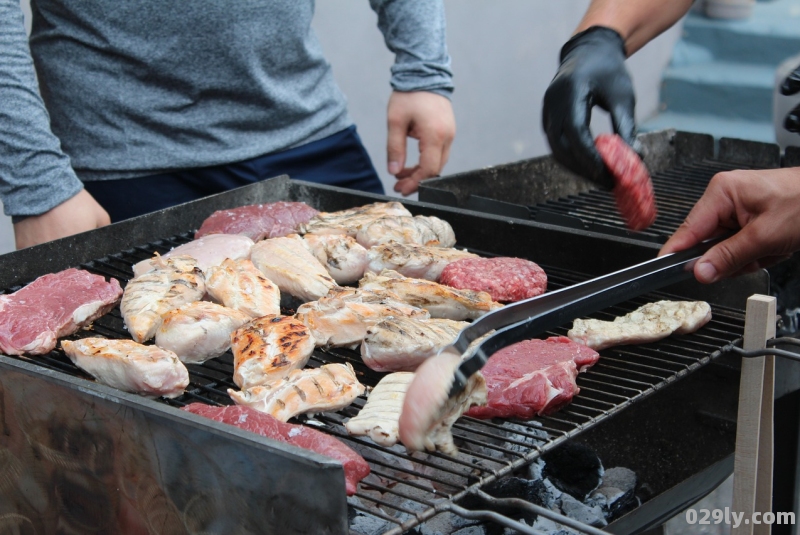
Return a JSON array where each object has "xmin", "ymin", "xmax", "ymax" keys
[
  {"xmin": 696, "ymin": 261, "xmax": 718, "ymax": 283},
  {"xmin": 389, "ymin": 162, "xmax": 401, "ymax": 175}
]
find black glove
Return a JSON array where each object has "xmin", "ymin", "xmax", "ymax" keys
[
  {"xmin": 542, "ymin": 26, "xmax": 637, "ymax": 188},
  {"xmin": 781, "ymin": 62, "xmax": 800, "ymax": 132}
]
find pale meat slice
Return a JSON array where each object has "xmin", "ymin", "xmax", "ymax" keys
[
  {"xmin": 365, "ymin": 243, "xmax": 479, "ymax": 282},
  {"xmin": 155, "ymin": 302, "xmax": 251, "ymax": 364},
  {"xmin": 303, "ymin": 234, "xmax": 369, "ymax": 285},
  {"xmin": 298, "ymin": 201, "xmax": 412, "ymax": 236},
  {"xmin": 397, "ymin": 350, "xmax": 487, "ymax": 456},
  {"xmin": 194, "ymin": 201, "xmax": 319, "ymax": 241},
  {"xmin": 228, "ymin": 363, "xmax": 365, "ymax": 422},
  {"xmin": 361, "ymin": 317, "xmax": 468, "ymax": 372},
  {"xmin": 121, "ymin": 256, "xmax": 206, "ymax": 343},
  {"xmin": 295, "ymin": 287, "xmax": 430, "ymax": 348},
  {"xmin": 231, "ymin": 315, "xmax": 315, "ymax": 390},
  {"xmin": 132, "ymin": 234, "xmax": 254, "ymax": 277},
  {"xmin": 345, "ymin": 372, "xmax": 414, "ymax": 447},
  {"xmin": 205, "ymin": 258, "xmax": 280, "ymax": 318},
  {"xmin": 355, "ymin": 215, "xmax": 456, "ymax": 248},
  {"xmin": 359, "ymin": 270, "xmax": 502, "ymax": 320},
  {"xmin": 62, "ymin": 338, "xmax": 189, "ymax": 398},
  {"xmin": 250, "ymin": 234, "xmax": 336, "ymax": 303},
  {"xmin": 568, "ymin": 300, "xmax": 712, "ymax": 351},
  {"xmin": 0, "ymin": 269, "xmax": 122, "ymax": 356}
]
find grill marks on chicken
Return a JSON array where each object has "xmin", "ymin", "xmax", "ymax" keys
[
  {"xmin": 345, "ymin": 372, "xmax": 414, "ymax": 447},
  {"xmin": 155, "ymin": 302, "xmax": 251, "ymax": 364},
  {"xmin": 295, "ymin": 287, "xmax": 430, "ymax": 348},
  {"xmin": 250, "ymin": 234, "xmax": 336, "ymax": 302},
  {"xmin": 303, "ymin": 234, "xmax": 369, "ymax": 285},
  {"xmin": 121, "ymin": 256, "xmax": 206, "ymax": 343},
  {"xmin": 231, "ymin": 315, "xmax": 315, "ymax": 390},
  {"xmin": 228, "ymin": 363, "xmax": 365, "ymax": 422},
  {"xmin": 62, "ymin": 338, "xmax": 189, "ymax": 398},
  {"xmin": 361, "ymin": 317, "xmax": 468, "ymax": 372},
  {"xmin": 298, "ymin": 201, "xmax": 412, "ymax": 236},
  {"xmin": 568, "ymin": 300, "xmax": 712, "ymax": 351},
  {"xmin": 206, "ymin": 258, "xmax": 280, "ymax": 318},
  {"xmin": 366, "ymin": 243, "xmax": 478, "ymax": 281},
  {"xmin": 356, "ymin": 215, "xmax": 456, "ymax": 248},
  {"xmin": 359, "ymin": 270, "xmax": 502, "ymax": 320}
]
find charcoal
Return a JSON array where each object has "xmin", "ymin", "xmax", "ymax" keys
[
  {"xmin": 457, "ymin": 477, "xmax": 550, "ymax": 525},
  {"xmin": 559, "ymin": 493, "xmax": 607, "ymax": 528},
  {"xmin": 588, "ymin": 466, "xmax": 637, "ymax": 519},
  {"xmin": 451, "ymin": 527, "xmax": 487, "ymax": 535},
  {"xmin": 541, "ymin": 443, "xmax": 603, "ymax": 501}
]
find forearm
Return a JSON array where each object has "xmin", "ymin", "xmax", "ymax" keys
[
  {"xmin": 575, "ymin": 0, "xmax": 695, "ymax": 55},
  {"xmin": 0, "ymin": 0, "xmax": 83, "ymax": 217}
]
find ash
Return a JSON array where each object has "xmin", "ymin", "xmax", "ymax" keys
[{"xmin": 349, "ymin": 442, "xmax": 639, "ymax": 535}]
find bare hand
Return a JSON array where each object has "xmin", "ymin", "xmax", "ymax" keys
[
  {"xmin": 659, "ymin": 168, "xmax": 800, "ymax": 283},
  {"xmin": 386, "ymin": 91, "xmax": 455, "ymax": 195},
  {"xmin": 14, "ymin": 189, "xmax": 111, "ymax": 249}
]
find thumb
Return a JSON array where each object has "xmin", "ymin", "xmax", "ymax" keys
[
  {"xmin": 387, "ymin": 116, "xmax": 408, "ymax": 176},
  {"xmin": 693, "ymin": 226, "xmax": 764, "ymax": 283}
]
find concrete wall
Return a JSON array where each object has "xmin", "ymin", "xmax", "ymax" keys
[{"xmin": 0, "ymin": 1, "xmax": 683, "ymax": 255}]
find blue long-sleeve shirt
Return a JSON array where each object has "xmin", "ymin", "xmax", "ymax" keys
[{"xmin": 0, "ymin": 0, "xmax": 453, "ymax": 217}]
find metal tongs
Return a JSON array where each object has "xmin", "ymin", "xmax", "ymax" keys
[{"xmin": 446, "ymin": 238, "xmax": 724, "ymax": 398}]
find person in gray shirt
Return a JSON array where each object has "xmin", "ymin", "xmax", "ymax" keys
[{"xmin": 1, "ymin": 0, "xmax": 455, "ymax": 249}]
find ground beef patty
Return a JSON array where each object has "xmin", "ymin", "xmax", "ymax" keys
[
  {"xmin": 440, "ymin": 257, "xmax": 547, "ymax": 302},
  {"xmin": 595, "ymin": 133, "xmax": 657, "ymax": 231}
]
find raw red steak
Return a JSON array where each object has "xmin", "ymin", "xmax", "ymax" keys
[
  {"xmin": 195, "ymin": 201, "xmax": 319, "ymax": 241},
  {"xmin": 465, "ymin": 336, "xmax": 599, "ymax": 420},
  {"xmin": 595, "ymin": 133, "xmax": 657, "ymax": 231},
  {"xmin": 0, "ymin": 269, "xmax": 123, "ymax": 356},
  {"xmin": 183, "ymin": 403, "xmax": 370, "ymax": 495},
  {"xmin": 439, "ymin": 257, "xmax": 547, "ymax": 302}
]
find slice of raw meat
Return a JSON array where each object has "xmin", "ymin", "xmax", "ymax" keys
[
  {"xmin": 440, "ymin": 257, "xmax": 547, "ymax": 302},
  {"xmin": 195, "ymin": 202, "xmax": 319, "ymax": 241},
  {"xmin": 595, "ymin": 133, "xmax": 657, "ymax": 231},
  {"xmin": 132, "ymin": 234, "xmax": 254, "ymax": 277},
  {"xmin": 0, "ymin": 269, "xmax": 123, "ymax": 356},
  {"xmin": 183, "ymin": 403, "xmax": 370, "ymax": 495},
  {"xmin": 568, "ymin": 300, "xmax": 712, "ymax": 351},
  {"xmin": 62, "ymin": 338, "xmax": 189, "ymax": 398},
  {"xmin": 465, "ymin": 336, "xmax": 600, "ymax": 420}
]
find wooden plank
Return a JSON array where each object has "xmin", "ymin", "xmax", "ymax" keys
[{"xmin": 732, "ymin": 294, "xmax": 776, "ymax": 535}]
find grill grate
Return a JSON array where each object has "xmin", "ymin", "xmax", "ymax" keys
[
  {"xmin": 529, "ymin": 159, "xmax": 749, "ymax": 242},
  {"xmin": 3, "ymin": 233, "xmax": 746, "ymax": 534}
]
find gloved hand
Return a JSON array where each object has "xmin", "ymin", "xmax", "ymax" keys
[
  {"xmin": 542, "ymin": 26, "xmax": 637, "ymax": 188},
  {"xmin": 781, "ymin": 63, "xmax": 800, "ymax": 132}
]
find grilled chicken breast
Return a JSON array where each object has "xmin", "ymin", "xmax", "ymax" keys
[
  {"xmin": 295, "ymin": 287, "xmax": 430, "ymax": 348},
  {"xmin": 298, "ymin": 201, "xmax": 412, "ymax": 236},
  {"xmin": 206, "ymin": 258, "xmax": 280, "ymax": 318},
  {"xmin": 62, "ymin": 338, "xmax": 189, "ymax": 398},
  {"xmin": 356, "ymin": 215, "xmax": 456, "ymax": 248},
  {"xmin": 568, "ymin": 300, "xmax": 712, "ymax": 351},
  {"xmin": 345, "ymin": 372, "xmax": 414, "ymax": 447},
  {"xmin": 366, "ymin": 243, "xmax": 478, "ymax": 281},
  {"xmin": 231, "ymin": 315, "xmax": 315, "ymax": 390},
  {"xmin": 133, "ymin": 234, "xmax": 254, "ymax": 277},
  {"xmin": 121, "ymin": 256, "xmax": 206, "ymax": 343},
  {"xmin": 155, "ymin": 302, "xmax": 251, "ymax": 364},
  {"xmin": 361, "ymin": 317, "xmax": 468, "ymax": 372},
  {"xmin": 359, "ymin": 270, "xmax": 502, "ymax": 320},
  {"xmin": 250, "ymin": 235, "xmax": 336, "ymax": 302},
  {"xmin": 303, "ymin": 234, "xmax": 369, "ymax": 285},
  {"xmin": 228, "ymin": 363, "xmax": 364, "ymax": 422}
]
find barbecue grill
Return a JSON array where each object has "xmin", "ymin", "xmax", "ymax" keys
[{"xmin": 0, "ymin": 176, "xmax": 768, "ymax": 534}]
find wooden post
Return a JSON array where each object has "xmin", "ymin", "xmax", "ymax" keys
[{"xmin": 732, "ymin": 295, "xmax": 776, "ymax": 535}]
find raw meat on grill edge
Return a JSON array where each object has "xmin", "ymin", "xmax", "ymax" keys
[
  {"xmin": 183, "ymin": 403, "xmax": 370, "ymax": 495},
  {"xmin": 195, "ymin": 201, "xmax": 319, "ymax": 241},
  {"xmin": 595, "ymin": 133, "xmax": 657, "ymax": 231},
  {"xmin": 0, "ymin": 268, "xmax": 123, "ymax": 355},
  {"xmin": 465, "ymin": 336, "xmax": 600, "ymax": 420},
  {"xmin": 440, "ymin": 257, "xmax": 547, "ymax": 302}
]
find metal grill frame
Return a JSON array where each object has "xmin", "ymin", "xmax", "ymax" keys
[{"xmin": 0, "ymin": 176, "xmax": 768, "ymax": 534}]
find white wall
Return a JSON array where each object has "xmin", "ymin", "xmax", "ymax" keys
[{"xmin": 0, "ymin": 1, "xmax": 682, "ymax": 255}]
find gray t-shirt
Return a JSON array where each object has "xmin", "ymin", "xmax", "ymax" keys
[{"xmin": 0, "ymin": 0, "xmax": 452, "ymax": 217}]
